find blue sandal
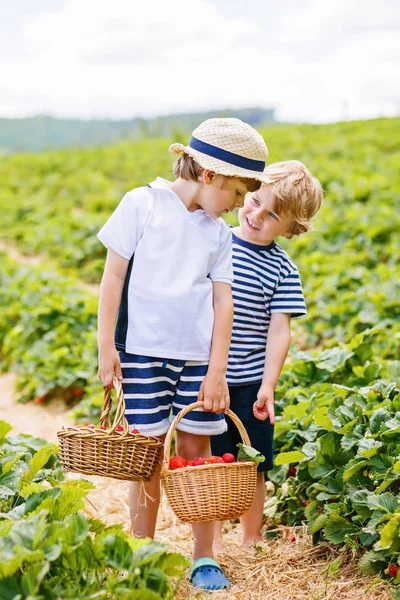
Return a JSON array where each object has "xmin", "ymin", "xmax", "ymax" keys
[{"xmin": 189, "ymin": 557, "xmax": 230, "ymax": 591}]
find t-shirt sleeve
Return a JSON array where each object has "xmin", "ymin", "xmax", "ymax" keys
[
  {"xmin": 269, "ymin": 269, "xmax": 307, "ymax": 317},
  {"xmin": 208, "ymin": 224, "xmax": 233, "ymax": 284},
  {"xmin": 97, "ymin": 189, "xmax": 152, "ymax": 260}
]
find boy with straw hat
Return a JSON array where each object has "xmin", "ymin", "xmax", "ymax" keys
[{"xmin": 96, "ymin": 118, "xmax": 270, "ymax": 591}]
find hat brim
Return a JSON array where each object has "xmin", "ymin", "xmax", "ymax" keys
[{"xmin": 182, "ymin": 145, "xmax": 272, "ymax": 184}]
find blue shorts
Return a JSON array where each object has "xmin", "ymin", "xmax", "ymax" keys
[
  {"xmin": 211, "ymin": 382, "xmax": 274, "ymax": 472},
  {"xmin": 120, "ymin": 352, "xmax": 227, "ymax": 437}
]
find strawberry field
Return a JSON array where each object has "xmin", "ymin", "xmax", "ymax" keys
[{"xmin": 0, "ymin": 117, "xmax": 399, "ymax": 598}]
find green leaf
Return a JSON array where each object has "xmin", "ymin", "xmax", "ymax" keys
[
  {"xmin": 274, "ymin": 451, "xmax": 306, "ymax": 466},
  {"xmin": 367, "ymin": 492, "xmax": 399, "ymax": 513},
  {"xmin": 156, "ymin": 552, "xmax": 189, "ymax": 576},
  {"xmin": 308, "ymin": 513, "xmax": 328, "ymax": 534},
  {"xmin": 102, "ymin": 533, "xmax": 134, "ymax": 571},
  {"xmin": 343, "ymin": 459, "xmax": 368, "ymax": 482},
  {"xmin": 1, "ymin": 453, "xmax": 25, "ymax": 475},
  {"xmin": 0, "ymin": 421, "xmax": 12, "ymax": 440},
  {"xmin": 20, "ymin": 562, "xmax": 49, "ymax": 597},
  {"xmin": 380, "ymin": 513, "xmax": 400, "ymax": 548},
  {"xmin": 323, "ymin": 512, "xmax": 358, "ymax": 544},
  {"xmin": 387, "ymin": 360, "xmax": 400, "ymax": 383},
  {"xmin": 263, "ymin": 496, "xmax": 279, "ymax": 519},
  {"xmin": 369, "ymin": 408, "xmax": 390, "ymax": 434},
  {"xmin": 359, "ymin": 550, "xmax": 389, "ymax": 575},
  {"xmin": 236, "ymin": 444, "xmax": 265, "ymax": 463},
  {"xmin": 350, "ymin": 489, "xmax": 373, "ymax": 518},
  {"xmin": 313, "ymin": 407, "xmax": 333, "ymax": 431},
  {"xmin": 19, "ymin": 446, "xmax": 54, "ymax": 489},
  {"xmin": 357, "ymin": 438, "xmax": 382, "ymax": 459},
  {"xmin": 315, "ymin": 348, "xmax": 354, "ymax": 372}
]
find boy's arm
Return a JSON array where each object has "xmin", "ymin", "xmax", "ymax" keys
[
  {"xmin": 253, "ymin": 313, "xmax": 291, "ymax": 424},
  {"xmin": 199, "ymin": 281, "xmax": 233, "ymax": 414},
  {"xmin": 97, "ymin": 248, "xmax": 130, "ymax": 388}
]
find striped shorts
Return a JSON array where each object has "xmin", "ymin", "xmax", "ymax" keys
[{"xmin": 120, "ymin": 352, "xmax": 227, "ymax": 437}]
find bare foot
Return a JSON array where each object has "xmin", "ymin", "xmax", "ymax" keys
[{"xmin": 213, "ymin": 538, "xmax": 225, "ymax": 553}]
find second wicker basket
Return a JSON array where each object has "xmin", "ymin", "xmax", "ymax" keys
[{"xmin": 161, "ymin": 401, "xmax": 258, "ymax": 522}]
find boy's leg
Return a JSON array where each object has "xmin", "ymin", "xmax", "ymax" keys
[
  {"xmin": 173, "ymin": 361, "xmax": 230, "ymax": 589},
  {"xmin": 240, "ymin": 471, "xmax": 266, "ymax": 546},
  {"xmin": 120, "ymin": 352, "xmax": 182, "ymax": 539},
  {"xmin": 209, "ymin": 411, "xmax": 239, "ymax": 552},
  {"xmin": 213, "ymin": 522, "xmax": 225, "ymax": 552},
  {"xmin": 176, "ymin": 430, "xmax": 215, "ymax": 560},
  {"xmin": 129, "ymin": 434, "xmax": 165, "ymax": 538}
]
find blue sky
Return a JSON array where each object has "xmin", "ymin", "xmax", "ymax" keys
[{"xmin": 1, "ymin": 0, "xmax": 399, "ymax": 122}]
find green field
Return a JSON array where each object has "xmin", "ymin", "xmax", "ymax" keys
[{"xmin": 0, "ymin": 117, "xmax": 399, "ymax": 594}]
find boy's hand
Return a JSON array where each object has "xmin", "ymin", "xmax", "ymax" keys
[
  {"xmin": 198, "ymin": 372, "xmax": 230, "ymax": 414},
  {"xmin": 253, "ymin": 383, "xmax": 275, "ymax": 424},
  {"xmin": 98, "ymin": 346, "xmax": 123, "ymax": 388}
]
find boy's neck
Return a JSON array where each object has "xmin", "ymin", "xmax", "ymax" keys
[
  {"xmin": 170, "ymin": 178, "xmax": 202, "ymax": 213},
  {"xmin": 232, "ymin": 226, "xmax": 276, "ymax": 247}
]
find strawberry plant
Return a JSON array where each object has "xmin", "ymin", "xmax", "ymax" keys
[{"xmin": 0, "ymin": 420, "xmax": 188, "ymax": 598}]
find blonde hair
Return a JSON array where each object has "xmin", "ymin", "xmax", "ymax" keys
[
  {"xmin": 264, "ymin": 160, "xmax": 323, "ymax": 235},
  {"xmin": 173, "ymin": 153, "xmax": 261, "ymax": 192}
]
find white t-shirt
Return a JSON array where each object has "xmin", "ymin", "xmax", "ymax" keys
[{"xmin": 97, "ymin": 177, "xmax": 233, "ymax": 361}]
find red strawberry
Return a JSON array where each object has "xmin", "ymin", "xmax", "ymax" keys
[
  {"xmin": 305, "ymin": 500, "xmax": 311, "ymax": 506},
  {"xmin": 318, "ymin": 508, "xmax": 323, "ymax": 514},
  {"xmin": 131, "ymin": 428, "xmax": 140, "ymax": 434},
  {"xmin": 193, "ymin": 457, "xmax": 206, "ymax": 466},
  {"xmin": 170, "ymin": 456, "xmax": 187, "ymax": 470},
  {"xmin": 71, "ymin": 387, "xmax": 83, "ymax": 397},
  {"xmin": 290, "ymin": 535, "xmax": 296, "ymax": 542},
  {"xmin": 186, "ymin": 459, "xmax": 195, "ymax": 466},
  {"xmin": 288, "ymin": 466, "xmax": 297, "ymax": 477},
  {"xmin": 388, "ymin": 565, "xmax": 399, "ymax": 578},
  {"xmin": 86, "ymin": 424, "xmax": 95, "ymax": 429},
  {"xmin": 99, "ymin": 426, "xmax": 106, "ymax": 430},
  {"xmin": 116, "ymin": 425, "xmax": 124, "ymax": 432},
  {"xmin": 205, "ymin": 456, "xmax": 224, "ymax": 464},
  {"xmin": 36, "ymin": 395, "xmax": 47, "ymax": 404},
  {"xmin": 222, "ymin": 453, "xmax": 235, "ymax": 463}
]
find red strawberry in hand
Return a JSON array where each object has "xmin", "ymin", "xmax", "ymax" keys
[
  {"xmin": 222, "ymin": 453, "xmax": 235, "ymax": 463},
  {"xmin": 170, "ymin": 456, "xmax": 187, "ymax": 470}
]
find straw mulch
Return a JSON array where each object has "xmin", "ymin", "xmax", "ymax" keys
[{"xmin": 81, "ymin": 475, "xmax": 393, "ymax": 600}]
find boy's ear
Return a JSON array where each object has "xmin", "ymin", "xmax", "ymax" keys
[{"xmin": 202, "ymin": 170, "xmax": 215, "ymax": 184}]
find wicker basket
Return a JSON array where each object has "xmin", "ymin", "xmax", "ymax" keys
[
  {"xmin": 57, "ymin": 378, "xmax": 163, "ymax": 482},
  {"xmin": 161, "ymin": 401, "xmax": 258, "ymax": 522}
]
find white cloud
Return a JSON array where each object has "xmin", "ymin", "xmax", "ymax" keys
[{"xmin": 0, "ymin": 0, "xmax": 399, "ymax": 121}]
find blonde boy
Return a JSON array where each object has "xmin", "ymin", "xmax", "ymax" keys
[{"xmin": 212, "ymin": 160, "xmax": 323, "ymax": 548}]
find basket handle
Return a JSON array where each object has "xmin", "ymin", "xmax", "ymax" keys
[
  {"xmin": 99, "ymin": 377, "xmax": 130, "ymax": 435},
  {"xmin": 163, "ymin": 401, "xmax": 252, "ymax": 467}
]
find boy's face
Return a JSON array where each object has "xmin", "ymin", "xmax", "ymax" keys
[
  {"xmin": 238, "ymin": 185, "xmax": 293, "ymax": 244},
  {"xmin": 200, "ymin": 174, "xmax": 250, "ymax": 219}
]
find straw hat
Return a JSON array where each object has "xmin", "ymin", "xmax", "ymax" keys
[{"xmin": 169, "ymin": 118, "xmax": 271, "ymax": 184}]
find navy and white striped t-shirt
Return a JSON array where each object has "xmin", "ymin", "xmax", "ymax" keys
[{"xmin": 227, "ymin": 231, "xmax": 306, "ymax": 386}]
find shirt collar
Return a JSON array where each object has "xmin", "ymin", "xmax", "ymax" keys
[{"xmin": 148, "ymin": 177, "xmax": 173, "ymax": 190}]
